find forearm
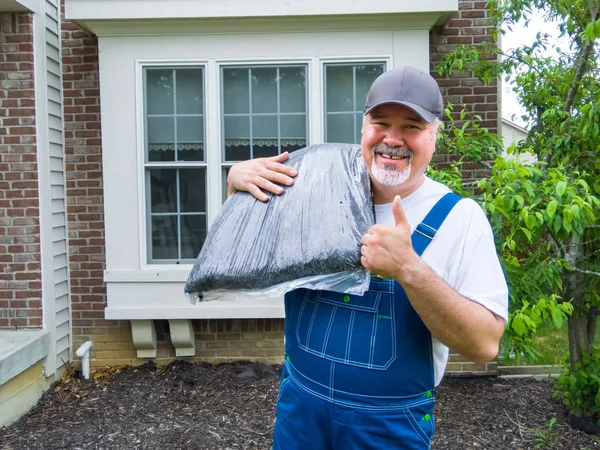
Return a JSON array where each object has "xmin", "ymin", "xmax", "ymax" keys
[{"xmin": 397, "ymin": 257, "xmax": 504, "ymax": 364}]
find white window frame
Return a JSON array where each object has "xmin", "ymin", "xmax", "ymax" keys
[
  {"xmin": 217, "ymin": 59, "xmax": 313, "ymax": 202},
  {"xmin": 135, "ymin": 56, "xmax": 392, "ymax": 270},
  {"xmin": 321, "ymin": 58, "xmax": 390, "ymax": 144},
  {"xmin": 136, "ymin": 61, "xmax": 212, "ymax": 270}
]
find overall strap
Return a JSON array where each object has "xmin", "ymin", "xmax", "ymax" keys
[{"xmin": 411, "ymin": 192, "xmax": 463, "ymax": 256}]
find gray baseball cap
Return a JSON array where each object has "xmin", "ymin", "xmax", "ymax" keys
[{"xmin": 363, "ymin": 66, "xmax": 444, "ymax": 123}]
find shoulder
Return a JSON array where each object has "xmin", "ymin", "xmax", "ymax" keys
[{"xmin": 445, "ymin": 197, "xmax": 493, "ymax": 240}]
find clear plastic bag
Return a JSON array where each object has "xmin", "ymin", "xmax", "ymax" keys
[{"xmin": 184, "ymin": 143, "xmax": 374, "ymax": 304}]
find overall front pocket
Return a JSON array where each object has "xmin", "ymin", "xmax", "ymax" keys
[{"xmin": 295, "ymin": 288, "xmax": 396, "ymax": 369}]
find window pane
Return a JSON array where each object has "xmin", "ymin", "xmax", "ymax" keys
[
  {"xmin": 281, "ymin": 114, "xmax": 306, "ymax": 138},
  {"xmin": 223, "ymin": 68, "xmax": 249, "ymax": 114},
  {"xmin": 280, "ymin": 66, "xmax": 306, "ymax": 113},
  {"xmin": 146, "ymin": 69, "xmax": 174, "ymax": 115},
  {"xmin": 177, "ymin": 116, "xmax": 204, "ymax": 161},
  {"xmin": 179, "ymin": 169, "xmax": 206, "ymax": 213},
  {"xmin": 326, "ymin": 113, "xmax": 354, "ymax": 143},
  {"xmin": 325, "ymin": 65, "xmax": 353, "ymax": 112},
  {"xmin": 176, "ymin": 69, "xmax": 203, "ymax": 115},
  {"xmin": 254, "ymin": 143, "xmax": 279, "ymax": 158},
  {"xmin": 356, "ymin": 64, "xmax": 384, "ymax": 110},
  {"xmin": 222, "ymin": 64, "xmax": 307, "ymax": 161},
  {"xmin": 151, "ymin": 215, "xmax": 178, "ymax": 260},
  {"xmin": 150, "ymin": 169, "xmax": 177, "ymax": 213},
  {"xmin": 324, "ymin": 62, "xmax": 386, "ymax": 144},
  {"xmin": 282, "ymin": 140, "xmax": 306, "ymax": 153},
  {"xmin": 252, "ymin": 115, "xmax": 277, "ymax": 139},
  {"xmin": 148, "ymin": 146, "xmax": 174, "ymax": 162},
  {"xmin": 225, "ymin": 115, "xmax": 250, "ymax": 139},
  {"xmin": 177, "ymin": 116, "xmax": 203, "ymax": 143},
  {"xmin": 148, "ymin": 117, "xmax": 174, "ymax": 144},
  {"xmin": 355, "ymin": 113, "xmax": 363, "ymax": 144},
  {"xmin": 181, "ymin": 215, "xmax": 207, "ymax": 259},
  {"xmin": 224, "ymin": 115, "xmax": 251, "ymax": 161},
  {"xmin": 251, "ymin": 68, "xmax": 278, "ymax": 114}
]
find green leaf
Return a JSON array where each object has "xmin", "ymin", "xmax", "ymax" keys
[
  {"xmin": 547, "ymin": 200, "xmax": 558, "ymax": 218},
  {"xmin": 521, "ymin": 227, "xmax": 532, "ymax": 241},
  {"xmin": 512, "ymin": 315, "xmax": 528, "ymax": 336},
  {"xmin": 556, "ymin": 181, "xmax": 567, "ymax": 197},
  {"xmin": 551, "ymin": 308, "xmax": 563, "ymax": 328},
  {"xmin": 514, "ymin": 194, "xmax": 524, "ymax": 208},
  {"xmin": 525, "ymin": 214, "xmax": 536, "ymax": 230},
  {"xmin": 553, "ymin": 216, "xmax": 562, "ymax": 235}
]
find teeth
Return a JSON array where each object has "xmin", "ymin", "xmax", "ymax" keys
[{"xmin": 380, "ymin": 153, "xmax": 403, "ymax": 160}]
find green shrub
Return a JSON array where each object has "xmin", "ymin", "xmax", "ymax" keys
[{"xmin": 555, "ymin": 345, "xmax": 600, "ymax": 425}]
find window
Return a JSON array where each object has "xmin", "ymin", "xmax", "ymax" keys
[
  {"xmin": 141, "ymin": 60, "xmax": 388, "ymax": 264},
  {"xmin": 220, "ymin": 65, "xmax": 308, "ymax": 197},
  {"xmin": 144, "ymin": 67, "xmax": 207, "ymax": 264},
  {"xmin": 324, "ymin": 63, "xmax": 385, "ymax": 144}
]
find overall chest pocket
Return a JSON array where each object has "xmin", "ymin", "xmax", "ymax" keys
[{"xmin": 295, "ymin": 287, "xmax": 396, "ymax": 370}]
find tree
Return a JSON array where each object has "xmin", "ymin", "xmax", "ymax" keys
[{"xmin": 435, "ymin": 0, "xmax": 600, "ymax": 426}]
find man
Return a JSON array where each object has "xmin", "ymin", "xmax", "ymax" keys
[{"xmin": 227, "ymin": 66, "xmax": 508, "ymax": 449}]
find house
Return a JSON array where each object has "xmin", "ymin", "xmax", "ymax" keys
[
  {"xmin": 501, "ymin": 118, "xmax": 528, "ymax": 147},
  {"xmin": 501, "ymin": 118, "xmax": 534, "ymax": 162},
  {"xmin": 0, "ymin": 0, "xmax": 500, "ymax": 426}
]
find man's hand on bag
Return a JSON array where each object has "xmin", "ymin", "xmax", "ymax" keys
[
  {"xmin": 360, "ymin": 195, "xmax": 420, "ymax": 281},
  {"xmin": 226, "ymin": 152, "xmax": 298, "ymax": 202}
]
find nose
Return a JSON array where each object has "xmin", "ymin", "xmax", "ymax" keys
[{"xmin": 382, "ymin": 128, "xmax": 406, "ymax": 148}]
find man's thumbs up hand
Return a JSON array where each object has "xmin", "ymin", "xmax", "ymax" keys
[
  {"xmin": 392, "ymin": 195, "xmax": 409, "ymax": 228},
  {"xmin": 361, "ymin": 195, "xmax": 417, "ymax": 282}
]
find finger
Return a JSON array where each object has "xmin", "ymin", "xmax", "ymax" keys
[
  {"xmin": 392, "ymin": 195, "xmax": 408, "ymax": 227},
  {"xmin": 254, "ymin": 177, "xmax": 285, "ymax": 195},
  {"xmin": 266, "ymin": 151, "xmax": 289, "ymax": 163},
  {"xmin": 265, "ymin": 161, "xmax": 298, "ymax": 178},
  {"xmin": 247, "ymin": 184, "xmax": 269, "ymax": 202},
  {"xmin": 262, "ymin": 166, "xmax": 296, "ymax": 185}
]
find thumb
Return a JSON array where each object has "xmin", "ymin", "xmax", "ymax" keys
[{"xmin": 392, "ymin": 195, "xmax": 408, "ymax": 227}]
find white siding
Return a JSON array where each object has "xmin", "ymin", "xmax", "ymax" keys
[{"xmin": 38, "ymin": 0, "xmax": 71, "ymax": 374}]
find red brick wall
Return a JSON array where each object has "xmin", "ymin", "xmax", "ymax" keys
[
  {"xmin": 0, "ymin": 13, "xmax": 42, "ymax": 329},
  {"xmin": 430, "ymin": 0, "xmax": 498, "ymax": 181}
]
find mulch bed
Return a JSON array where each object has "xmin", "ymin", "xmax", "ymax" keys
[{"xmin": 1, "ymin": 361, "xmax": 598, "ymax": 450}]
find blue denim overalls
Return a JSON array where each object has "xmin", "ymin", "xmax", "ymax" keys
[{"xmin": 273, "ymin": 193, "xmax": 462, "ymax": 450}]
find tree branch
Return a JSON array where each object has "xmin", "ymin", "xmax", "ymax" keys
[
  {"xmin": 547, "ymin": 230, "xmax": 566, "ymax": 259},
  {"xmin": 544, "ymin": 8, "xmax": 597, "ymax": 166},
  {"xmin": 569, "ymin": 266, "xmax": 600, "ymax": 277}
]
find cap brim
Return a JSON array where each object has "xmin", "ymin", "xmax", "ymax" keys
[{"xmin": 364, "ymin": 100, "xmax": 438, "ymax": 123}]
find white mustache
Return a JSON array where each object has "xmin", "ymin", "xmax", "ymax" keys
[{"xmin": 372, "ymin": 144, "xmax": 412, "ymax": 158}]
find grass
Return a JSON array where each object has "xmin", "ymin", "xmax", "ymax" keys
[{"xmin": 501, "ymin": 317, "xmax": 600, "ymax": 366}]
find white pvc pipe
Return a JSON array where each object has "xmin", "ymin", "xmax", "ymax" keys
[{"xmin": 75, "ymin": 340, "xmax": 93, "ymax": 380}]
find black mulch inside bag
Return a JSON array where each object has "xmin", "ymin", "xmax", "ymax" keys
[{"xmin": 184, "ymin": 143, "xmax": 374, "ymax": 299}]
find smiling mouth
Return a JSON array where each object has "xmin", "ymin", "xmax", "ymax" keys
[{"xmin": 379, "ymin": 153, "xmax": 407, "ymax": 160}]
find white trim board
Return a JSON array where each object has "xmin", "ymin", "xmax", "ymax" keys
[{"xmin": 66, "ymin": 0, "xmax": 457, "ymax": 22}]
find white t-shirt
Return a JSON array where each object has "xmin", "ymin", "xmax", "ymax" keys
[{"xmin": 374, "ymin": 176, "xmax": 508, "ymax": 385}]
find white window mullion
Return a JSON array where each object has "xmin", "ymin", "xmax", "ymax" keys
[
  {"xmin": 309, "ymin": 57, "xmax": 322, "ymax": 145},
  {"xmin": 206, "ymin": 59, "xmax": 222, "ymax": 231}
]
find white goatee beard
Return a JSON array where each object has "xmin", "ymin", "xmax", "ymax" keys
[{"xmin": 371, "ymin": 146, "xmax": 412, "ymax": 187}]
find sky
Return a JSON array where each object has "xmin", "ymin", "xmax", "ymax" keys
[{"xmin": 501, "ymin": 12, "xmax": 570, "ymax": 128}]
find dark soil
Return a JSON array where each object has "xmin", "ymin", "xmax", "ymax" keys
[{"xmin": 1, "ymin": 361, "xmax": 599, "ymax": 450}]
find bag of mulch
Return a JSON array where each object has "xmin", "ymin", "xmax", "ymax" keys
[{"xmin": 184, "ymin": 143, "xmax": 374, "ymax": 303}]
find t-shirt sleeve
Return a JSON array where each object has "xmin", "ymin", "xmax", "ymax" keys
[{"xmin": 451, "ymin": 204, "xmax": 509, "ymax": 323}]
